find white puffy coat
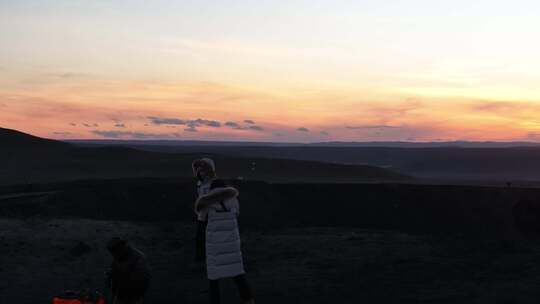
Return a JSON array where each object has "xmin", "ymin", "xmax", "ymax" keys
[{"xmin": 205, "ymin": 196, "xmax": 245, "ymax": 280}]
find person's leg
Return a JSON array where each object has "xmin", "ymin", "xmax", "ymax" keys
[
  {"xmin": 113, "ymin": 296, "xmax": 144, "ymax": 304},
  {"xmin": 209, "ymin": 279, "xmax": 220, "ymax": 304},
  {"xmin": 195, "ymin": 220, "xmax": 207, "ymax": 262},
  {"xmin": 233, "ymin": 275, "xmax": 255, "ymax": 303}
]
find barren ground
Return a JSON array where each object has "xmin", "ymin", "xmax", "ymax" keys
[{"xmin": 2, "ymin": 219, "xmax": 540, "ymax": 304}]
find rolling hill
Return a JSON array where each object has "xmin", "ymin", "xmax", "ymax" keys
[
  {"xmin": 0, "ymin": 127, "xmax": 70, "ymax": 149},
  {"xmin": 87, "ymin": 143, "xmax": 540, "ymax": 182},
  {"xmin": 0, "ymin": 128, "xmax": 409, "ymax": 185}
]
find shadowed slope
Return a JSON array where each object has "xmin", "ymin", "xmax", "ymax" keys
[
  {"xmin": 0, "ymin": 128, "xmax": 410, "ymax": 184},
  {"xmin": 0, "ymin": 127, "xmax": 70, "ymax": 149}
]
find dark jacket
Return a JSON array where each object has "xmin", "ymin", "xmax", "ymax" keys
[{"xmin": 110, "ymin": 246, "xmax": 150, "ymax": 301}]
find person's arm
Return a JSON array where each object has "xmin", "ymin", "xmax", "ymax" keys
[{"xmin": 195, "ymin": 187, "xmax": 239, "ymax": 212}]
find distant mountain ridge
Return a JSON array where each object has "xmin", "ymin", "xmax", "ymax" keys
[
  {"xmin": 2, "ymin": 127, "xmax": 539, "ymax": 148},
  {"xmin": 68, "ymin": 139, "xmax": 540, "ymax": 148},
  {"xmin": 68, "ymin": 137, "xmax": 540, "ymax": 182},
  {"xmin": 7, "ymin": 127, "xmax": 540, "ymax": 182}
]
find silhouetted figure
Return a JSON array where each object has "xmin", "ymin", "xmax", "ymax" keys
[
  {"xmin": 107, "ymin": 238, "xmax": 150, "ymax": 304},
  {"xmin": 192, "ymin": 158, "xmax": 255, "ymax": 304}
]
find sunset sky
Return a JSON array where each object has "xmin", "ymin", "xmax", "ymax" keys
[{"xmin": 1, "ymin": 1, "xmax": 540, "ymax": 142}]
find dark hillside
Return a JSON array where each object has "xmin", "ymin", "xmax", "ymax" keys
[
  {"xmin": 104, "ymin": 144, "xmax": 540, "ymax": 181},
  {"xmin": 0, "ymin": 127, "xmax": 69, "ymax": 149},
  {"xmin": 0, "ymin": 129, "xmax": 409, "ymax": 185}
]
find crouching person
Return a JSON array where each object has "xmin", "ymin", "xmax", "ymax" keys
[
  {"xmin": 192, "ymin": 158, "xmax": 255, "ymax": 304},
  {"xmin": 107, "ymin": 238, "xmax": 151, "ymax": 304}
]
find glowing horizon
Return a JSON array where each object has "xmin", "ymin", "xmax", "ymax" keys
[{"xmin": 1, "ymin": 1, "xmax": 540, "ymax": 142}]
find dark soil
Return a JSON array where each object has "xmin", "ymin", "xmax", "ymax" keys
[{"xmin": 2, "ymin": 219, "xmax": 540, "ymax": 304}]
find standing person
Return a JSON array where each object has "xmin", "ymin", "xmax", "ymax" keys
[
  {"xmin": 107, "ymin": 238, "xmax": 151, "ymax": 304},
  {"xmin": 192, "ymin": 158, "xmax": 255, "ymax": 304}
]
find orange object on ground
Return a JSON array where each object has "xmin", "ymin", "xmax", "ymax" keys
[{"xmin": 52, "ymin": 290, "xmax": 105, "ymax": 304}]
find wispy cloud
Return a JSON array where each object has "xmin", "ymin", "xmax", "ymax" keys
[
  {"xmin": 193, "ymin": 119, "xmax": 221, "ymax": 128},
  {"xmin": 49, "ymin": 72, "xmax": 92, "ymax": 79},
  {"xmin": 92, "ymin": 130, "xmax": 180, "ymax": 139},
  {"xmin": 92, "ymin": 130, "xmax": 124, "ymax": 138},
  {"xmin": 224, "ymin": 121, "xmax": 264, "ymax": 131},
  {"xmin": 148, "ymin": 116, "xmax": 221, "ymax": 128},
  {"xmin": 360, "ymin": 99, "xmax": 424, "ymax": 123},
  {"xmin": 225, "ymin": 121, "xmax": 240, "ymax": 128},
  {"xmin": 297, "ymin": 127, "xmax": 310, "ymax": 132},
  {"xmin": 469, "ymin": 101, "xmax": 540, "ymax": 119},
  {"xmin": 148, "ymin": 116, "xmax": 185, "ymax": 125},
  {"xmin": 346, "ymin": 125, "xmax": 401, "ymax": 130},
  {"xmin": 472, "ymin": 101, "xmax": 529, "ymax": 112}
]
